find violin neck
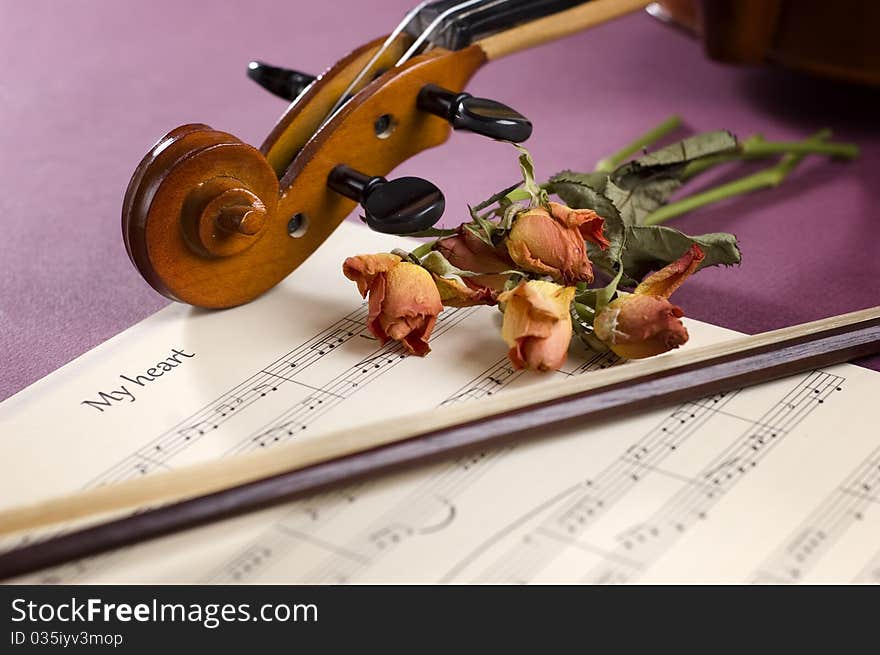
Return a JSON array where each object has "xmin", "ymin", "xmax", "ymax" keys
[{"xmin": 463, "ymin": 0, "xmax": 650, "ymax": 61}]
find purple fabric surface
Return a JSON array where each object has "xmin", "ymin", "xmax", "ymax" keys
[{"xmin": 1, "ymin": 1, "xmax": 878, "ymax": 402}]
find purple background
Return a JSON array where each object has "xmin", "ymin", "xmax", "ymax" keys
[{"xmin": 1, "ymin": 0, "xmax": 879, "ymax": 401}]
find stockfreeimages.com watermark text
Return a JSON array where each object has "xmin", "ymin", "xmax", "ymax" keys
[{"xmin": 10, "ymin": 596, "xmax": 318, "ymax": 632}]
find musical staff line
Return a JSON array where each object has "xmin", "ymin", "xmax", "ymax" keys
[
  {"xmin": 535, "ymin": 526, "xmax": 644, "ymax": 571},
  {"xmin": 227, "ymin": 307, "xmax": 477, "ymax": 455},
  {"xmin": 85, "ymin": 304, "xmax": 374, "ymax": 487},
  {"xmin": 754, "ymin": 442, "xmax": 880, "ymax": 583},
  {"xmin": 581, "ymin": 370, "xmax": 845, "ymax": 583},
  {"xmin": 441, "ymin": 371, "xmax": 844, "ymax": 583},
  {"xmin": 853, "ymin": 549, "xmax": 880, "ymax": 583},
  {"xmin": 457, "ymin": 390, "xmax": 738, "ymax": 583},
  {"xmin": 201, "ymin": 486, "xmax": 366, "ymax": 583},
  {"xmin": 85, "ymin": 305, "xmax": 477, "ymax": 486},
  {"xmin": 205, "ymin": 349, "xmax": 622, "ymax": 583},
  {"xmin": 36, "ymin": 305, "xmax": 473, "ymax": 584},
  {"xmin": 257, "ymin": 371, "xmax": 347, "ymax": 398}
]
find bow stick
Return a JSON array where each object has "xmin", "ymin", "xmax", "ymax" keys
[{"xmin": 0, "ymin": 306, "xmax": 878, "ymax": 580}]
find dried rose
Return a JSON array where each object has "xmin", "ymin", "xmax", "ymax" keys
[
  {"xmin": 431, "ymin": 274, "xmax": 498, "ymax": 307},
  {"xmin": 593, "ymin": 294, "xmax": 689, "ymax": 360},
  {"xmin": 343, "ymin": 254, "xmax": 442, "ymax": 356},
  {"xmin": 505, "ymin": 202, "xmax": 607, "ymax": 285},
  {"xmin": 435, "ymin": 226, "xmax": 514, "ymax": 292},
  {"xmin": 498, "ymin": 280, "xmax": 576, "ymax": 371},
  {"xmin": 548, "ymin": 201, "xmax": 610, "ymax": 249},
  {"xmin": 632, "ymin": 243, "xmax": 705, "ymax": 297},
  {"xmin": 593, "ymin": 245, "xmax": 704, "ymax": 359}
]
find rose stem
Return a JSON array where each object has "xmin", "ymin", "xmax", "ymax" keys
[
  {"xmin": 573, "ymin": 301, "xmax": 595, "ymax": 320},
  {"xmin": 409, "ymin": 241, "xmax": 435, "ymax": 259},
  {"xmin": 682, "ymin": 130, "xmax": 857, "ymax": 180},
  {"xmin": 593, "ymin": 115, "xmax": 682, "ymax": 173},
  {"xmin": 643, "ymin": 129, "xmax": 833, "ymax": 226}
]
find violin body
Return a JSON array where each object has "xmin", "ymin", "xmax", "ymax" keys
[{"xmin": 658, "ymin": 0, "xmax": 880, "ymax": 86}]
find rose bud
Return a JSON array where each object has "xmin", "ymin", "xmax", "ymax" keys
[
  {"xmin": 505, "ymin": 202, "xmax": 607, "ymax": 285},
  {"xmin": 343, "ymin": 254, "xmax": 442, "ymax": 356},
  {"xmin": 593, "ymin": 294, "xmax": 689, "ymax": 360},
  {"xmin": 431, "ymin": 274, "xmax": 498, "ymax": 307},
  {"xmin": 498, "ymin": 280, "xmax": 576, "ymax": 372},
  {"xmin": 593, "ymin": 245, "xmax": 705, "ymax": 359},
  {"xmin": 435, "ymin": 226, "xmax": 514, "ymax": 292}
]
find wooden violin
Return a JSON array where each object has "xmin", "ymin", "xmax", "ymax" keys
[
  {"xmin": 122, "ymin": 0, "xmax": 879, "ymax": 310},
  {"xmin": 121, "ymin": 0, "xmax": 649, "ymax": 309}
]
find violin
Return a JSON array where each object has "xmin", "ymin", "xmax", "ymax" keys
[{"xmin": 121, "ymin": 0, "xmax": 649, "ymax": 309}]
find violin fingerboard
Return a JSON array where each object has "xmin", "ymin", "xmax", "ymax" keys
[{"xmin": 408, "ymin": 0, "xmax": 591, "ymax": 51}]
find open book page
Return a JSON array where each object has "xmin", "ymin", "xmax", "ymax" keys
[{"xmin": 1, "ymin": 221, "xmax": 878, "ymax": 584}]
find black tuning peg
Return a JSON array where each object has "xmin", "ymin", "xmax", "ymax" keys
[
  {"xmin": 327, "ymin": 165, "xmax": 445, "ymax": 235},
  {"xmin": 417, "ymin": 84, "xmax": 533, "ymax": 143},
  {"xmin": 247, "ymin": 60, "xmax": 316, "ymax": 101}
]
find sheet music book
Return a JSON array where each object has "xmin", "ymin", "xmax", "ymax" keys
[{"xmin": 1, "ymin": 221, "xmax": 878, "ymax": 584}]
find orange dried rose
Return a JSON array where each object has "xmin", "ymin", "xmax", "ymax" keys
[
  {"xmin": 343, "ymin": 254, "xmax": 442, "ymax": 356},
  {"xmin": 498, "ymin": 280, "xmax": 576, "ymax": 371},
  {"xmin": 505, "ymin": 202, "xmax": 607, "ymax": 285},
  {"xmin": 435, "ymin": 226, "xmax": 514, "ymax": 292},
  {"xmin": 593, "ymin": 245, "xmax": 705, "ymax": 359},
  {"xmin": 548, "ymin": 201, "xmax": 610, "ymax": 249},
  {"xmin": 431, "ymin": 274, "xmax": 498, "ymax": 307},
  {"xmin": 633, "ymin": 244, "xmax": 705, "ymax": 297},
  {"xmin": 594, "ymin": 294, "xmax": 689, "ymax": 360}
]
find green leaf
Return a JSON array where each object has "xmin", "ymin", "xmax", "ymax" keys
[
  {"xmin": 604, "ymin": 177, "xmax": 682, "ymax": 227},
  {"xmin": 631, "ymin": 130, "xmax": 737, "ymax": 168},
  {"xmin": 503, "ymin": 188, "xmax": 532, "ymax": 203},
  {"xmin": 546, "ymin": 174, "xmax": 614, "ymax": 218},
  {"xmin": 575, "ymin": 266, "xmax": 624, "ymax": 315},
  {"xmin": 467, "ymin": 203, "xmax": 496, "ymax": 244},
  {"xmin": 419, "ymin": 251, "xmax": 479, "ymax": 278},
  {"xmin": 607, "ymin": 131, "xmax": 739, "ymax": 226},
  {"xmin": 420, "ymin": 251, "xmax": 524, "ymax": 283},
  {"xmin": 463, "ymin": 222, "xmax": 494, "ymax": 248},
  {"xmin": 619, "ymin": 225, "xmax": 741, "ymax": 283},
  {"xmin": 514, "ymin": 144, "xmax": 548, "ymax": 206},
  {"xmin": 548, "ymin": 169, "xmax": 609, "ymax": 193},
  {"xmin": 390, "ymin": 248, "xmax": 421, "ymax": 265},
  {"xmin": 498, "ymin": 203, "xmax": 520, "ymax": 231}
]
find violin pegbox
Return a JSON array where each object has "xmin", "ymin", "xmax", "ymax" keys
[
  {"xmin": 122, "ymin": 36, "xmax": 528, "ymax": 309},
  {"xmin": 119, "ymin": 0, "xmax": 645, "ymax": 310}
]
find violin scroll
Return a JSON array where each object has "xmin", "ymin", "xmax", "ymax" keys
[{"xmin": 122, "ymin": 124, "xmax": 282, "ymax": 307}]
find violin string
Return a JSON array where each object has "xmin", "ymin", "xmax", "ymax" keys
[
  {"xmin": 320, "ymin": 0, "xmax": 500, "ymax": 130},
  {"xmin": 416, "ymin": 0, "xmax": 515, "ymax": 56},
  {"xmin": 394, "ymin": 0, "xmax": 490, "ymax": 66},
  {"xmin": 320, "ymin": 1, "xmax": 433, "ymax": 128}
]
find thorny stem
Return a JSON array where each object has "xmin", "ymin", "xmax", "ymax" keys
[
  {"xmin": 643, "ymin": 130, "xmax": 834, "ymax": 226},
  {"xmin": 594, "ymin": 115, "xmax": 682, "ymax": 173}
]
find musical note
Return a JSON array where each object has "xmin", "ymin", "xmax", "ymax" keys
[
  {"xmin": 755, "ymin": 438, "xmax": 877, "ymax": 583},
  {"xmin": 214, "ymin": 396, "xmax": 244, "ymax": 416},
  {"xmin": 8, "ymin": 236, "xmax": 866, "ymax": 588},
  {"xmin": 368, "ymin": 524, "xmax": 414, "ymax": 550}
]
